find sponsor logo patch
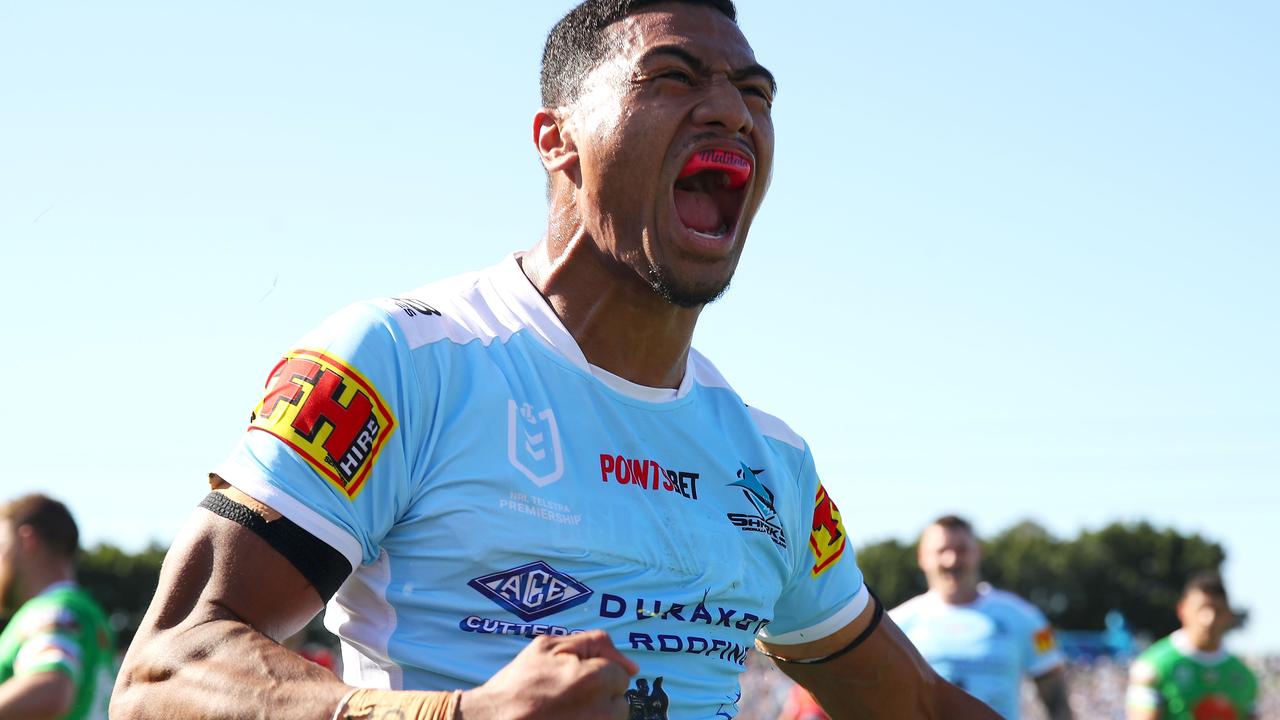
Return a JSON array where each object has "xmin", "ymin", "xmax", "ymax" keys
[
  {"xmin": 599, "ymin": 454, "xmax": 700, "ymax": 500},
  {"xmin": 499, "ymin": 491, "xmax": 582, "ymax": 525},
  {"xmin": 625, "ymin": 677, "xmax": 670, "ymax": 720},
  {"xmin": 726, "ymin": 463, "xmax": 787, "ymax": 548},
  {"xmin": 457, "ymin": 615, "xmax": 585, "ymax": 639},
  {"xmin": 250, "ymin": 349, "xmax": 394, "ymax": 499},
  {"xmin": 1033, "ymin": 626, "xmax": 1057, "ymax": 654},
  {"xmin": 468, "ymin": 561, "xmax": 592, "ymax": 622},
  {"xmin": 808, "ymin": 483, "xmax": 847, "ymax": 577}
]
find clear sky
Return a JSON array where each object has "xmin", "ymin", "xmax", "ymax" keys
[{"xmin": 2, "ymin": 2, "xmax": 1276, "ymax": 651}]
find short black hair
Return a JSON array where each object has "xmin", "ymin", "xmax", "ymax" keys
[
  {"xmin": 1183, "ymin": 570, "xmax": 1229, "ymax": 603},
  {"xmin": 1, "ymin": 493, "xmax": 80, "ymax": 559},
  {"xmin": 541, "ymin": 0, "xmax": 738, "ymax": 107}
]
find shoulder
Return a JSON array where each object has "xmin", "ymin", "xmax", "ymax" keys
[
  {"xmin": 7, "ymin": 594, "xmax": 81, "ymax": 640},
  {"xmin": 888, "ymin": 592, "xmax": 933, "ymax": 625},
  {"xmin": 369, "ymin": 266, "xmax": 516, "ymax": 350},
  {"xmin": 1133, "ymin": 636, "xmax": 1177, "ymax": 673},
  {"xmin": 982, "ymin": 587, "xmax": 1049, "ymax": 624},
  {"xmin": 688, "ymin": 348, "xmax": 806, "ymax": 453},
  {"xmin": 293, "ymin": 262, "xmax": 519, "ymax": 369}
]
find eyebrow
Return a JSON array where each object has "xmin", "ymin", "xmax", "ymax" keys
[{"xmin": 640, "ymin": 45, "xmax": 777, "ymax": 96}]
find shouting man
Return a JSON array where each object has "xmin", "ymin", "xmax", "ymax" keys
[{"xmin": 112, "ymin": 2, "xmax": 997, "ymax": 719}]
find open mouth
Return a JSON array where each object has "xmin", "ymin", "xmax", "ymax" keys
[{"xmin": 672, "ymin": 148, "xmax": 752, "ymax": 239}]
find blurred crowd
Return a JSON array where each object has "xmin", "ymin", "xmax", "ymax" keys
[{"xmin": 736, "ymin": 652, "xmax": 1280, "ymax": 719}]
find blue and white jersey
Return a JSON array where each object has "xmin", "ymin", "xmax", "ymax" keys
[
  {"xmin": 215, "ymin": 254, "xmax": 866, "ymax": 720},
  {"xmin": 890, "ymin": 585, "xmax": 1065, "ymax": 719}
]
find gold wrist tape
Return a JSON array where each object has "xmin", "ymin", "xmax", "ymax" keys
[{"xmin": 338, "ymin": 688, "xmax": 462, "ymax": 720}]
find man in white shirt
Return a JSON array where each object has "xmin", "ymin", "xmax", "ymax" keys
[{"xmin": 891, "ymin": 515, "xmax": 1074, "ymax": 720}]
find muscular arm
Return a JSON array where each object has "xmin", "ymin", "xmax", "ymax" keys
[
  {"xmin": 110, "ymin": 508, "xmax": 351, "ymax": 720},
  {"xmin": 0, "ymin": 670, "xmax": 75, "ymax": 720},
  {"xmin": 760, "ymin": 600, "xmax": 999, "ymax": 719},
  {"xmin": 112, "ymin": 495, "xmax": 638, "ymax": 720},
  {"xmin": 1034, "ymin": 666, "xmax": 1074, "ymax": 720}
]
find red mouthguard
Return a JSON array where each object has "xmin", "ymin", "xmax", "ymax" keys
[{"xmin": 678, "ymin": 149, "xmax": 752, "ymax": 190}]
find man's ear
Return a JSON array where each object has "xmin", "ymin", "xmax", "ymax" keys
[
  {"xmin": 16, "ymin": 524, "xmax": 40, "ymax": 553},
  {"xmin": 534, "ymin": 109, "xmax": 579, "ymax": 178}
]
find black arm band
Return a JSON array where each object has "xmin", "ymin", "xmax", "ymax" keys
[
  {"xmin": 755, "ymin": 587, "xmax": 885, "ymax": 665},
  {"xmin": 199, "ymin": 492, "xmax": 352, "ymax": 602}
]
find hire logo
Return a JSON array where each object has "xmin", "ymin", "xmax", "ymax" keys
[
  {"xmin": 808, "ymin": 483, "xmax": 847, "ymax": 577},
  {"xmin": 249, "ymin": 349, "xmax": 395, "ymax": 499},
  {"xmin": 725, "ymin": 463, "xmax": 787, "ymax": 549},
  {"xmin": 468, "ymin": 561, "xmax": 593, "ymax": 622}
]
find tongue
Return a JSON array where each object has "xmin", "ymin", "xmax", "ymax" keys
[{"xmin": 674, "ymin": 189, "xmax": 723, "ymax": 233}]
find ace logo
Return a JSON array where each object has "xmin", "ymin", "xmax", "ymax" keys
[
  {"xmin": 250, "ymin": 350, "xmax": 395, "ymax": 499},
  {"xmin": 468, "ymin": 561, "xmax": 593, "ymax": 622}
]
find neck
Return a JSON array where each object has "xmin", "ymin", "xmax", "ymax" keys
[
  {"xmin": 18, "ymin": 562, "xmax": 75, "ymax": 606},
  {"xmin": 522, "ymin": 212, "xmax": 701, "ymax": 390},
  {"xmin": 936, "ymin": 584, "xmax": 980, "ymax": 605},
  {"xmin": 1181, "ymin": 628, "xmax": 1223, "ymax": 654}
]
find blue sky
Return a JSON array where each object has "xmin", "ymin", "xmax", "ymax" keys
[{"xmin": 2, "ymin": 2, "xmax": 1276, "ymax": 651}]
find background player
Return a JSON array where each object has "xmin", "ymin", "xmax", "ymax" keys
[
  {"xmin": 1126, "ymin": 571, "xmax": 1258, "ymax": 720},
  {"xmin": 0, "ymin": 494, "xmax": 114, "ymax": 720},
  {"xmin": 890, "ymin": 515, "xmax": 1074, "ymax": 719}
]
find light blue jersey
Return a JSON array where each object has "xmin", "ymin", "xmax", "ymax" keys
[
  {"xmin": 215, "ymin": 255, "xmax": 866, "ymax": 720},
  {"xmin": 890, "ymin": 585, "xmax": 1065, "ymax": 719}
]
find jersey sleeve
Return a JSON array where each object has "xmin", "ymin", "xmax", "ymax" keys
[
  {"xmin": 9, "ymin": 605, "xmax": 85, "ymax": 683},
  {"xmin": 1017, "ymin": 600, "xmax": 1066, "ymax": 677},
  {"xmin": 1125, "ymin": 657, "xmax": 1162, "ymax": 711},
  {"xmin": 213, "ymin": 301, "xmax": 429, "ymax": 569},
  {"xmin": 757, "ymin": 444, "xmax": 868, "ymax": 645}
]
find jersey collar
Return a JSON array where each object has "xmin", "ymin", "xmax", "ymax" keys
[{"xmin": 491, "ymin": 253, "xmax": 694, "ymax": 401}]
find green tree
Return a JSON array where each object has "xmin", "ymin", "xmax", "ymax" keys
[
  {"xmin": 855, "ymin": 537, "xmax": 925, "ymax": 609},
  {"xmin": 78, "ymin": 542, "xmax": 167, "ymax": 649}
]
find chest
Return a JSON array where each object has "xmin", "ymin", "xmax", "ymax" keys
[
  {"xmin": 906, "ymin": 607, "xmax": 1022, "ymax": 665},
  {"xmin": 383, "ymin": 345, "xmax": 799, "ymax": 637}
]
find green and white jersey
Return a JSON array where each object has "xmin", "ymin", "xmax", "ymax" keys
[
  {"xmin": 1127, "ymin": 630, "xmax": 1258, "ymax": 720},
  {"xmin": 0, "ymin": 583, "xmax": 115, "ymax": 720}
]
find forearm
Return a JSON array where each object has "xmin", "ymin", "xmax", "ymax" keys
[
  {"xmin": 112, "ymin": 618, "xmax": 350, "ymax": 720},
  {"xmin": 0, "ymin": 672, "xmax": 74, "ymax": 720},
  {"xmin": 1036, "ymin": 667, "xmax": 1074, "ymax": 720},
  {"xmin": 782, "ymin": 652, "xmax": 995, "ymax": 719}
]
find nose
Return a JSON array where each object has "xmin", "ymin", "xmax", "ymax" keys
[{"xmin": 692, "ymin": 75, "xmax": 754, "ymax": 137}]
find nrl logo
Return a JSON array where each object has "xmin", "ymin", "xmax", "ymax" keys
[
  {"xmin": 468, "ymin": 561, "xmax": 593, "ymax": 622},
  {"xmin": 508, "ymin": 400, "xmax": 564, "ymax": 487}
]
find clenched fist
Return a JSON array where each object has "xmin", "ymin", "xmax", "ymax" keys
[{"xmin": 459, "ymin": 630, "xmax": 640, "ymax": 720}]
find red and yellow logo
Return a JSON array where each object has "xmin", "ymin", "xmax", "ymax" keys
[
  {"xmin": 250, "ymin": 349, "xmax": 395, "ymax": 499},
  {"xmin": 1033, "ymin": 626, "xmax": 1057, "ymax": 654},
  {"xmin": 808, "ymin": 483, "xmax": 847, "ymax": 577}
]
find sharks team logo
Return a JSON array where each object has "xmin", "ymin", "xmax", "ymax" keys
[{"xmin": 725, "ymin": 463, "xmax": 787, "ymax": 548}]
